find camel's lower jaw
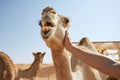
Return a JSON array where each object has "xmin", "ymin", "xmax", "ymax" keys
[
  {"xmin": 41, "ymin": 31, "xmax": 50, "ymax": 39},
  {"xmin": 41, "ymin": 28, "xmax": 54, "ymax": 39}
]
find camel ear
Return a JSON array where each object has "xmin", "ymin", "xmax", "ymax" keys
[
  {"xmin": 43, "ymin": 52, "xmax": 46, "ymax": 56},
  {"xmin": 60, "ymin": 16, "xmax": 70, "ymax": 28},
  {"xmin": 33, "ymin": 52, "xmax": 35, "ymax": 56}
]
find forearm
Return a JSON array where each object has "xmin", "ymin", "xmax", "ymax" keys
[{"xmin": 68, "ymin": 45, "xmax": 120, "ymax": 78}]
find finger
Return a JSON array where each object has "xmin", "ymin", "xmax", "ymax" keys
[
  {"xmin": 65, "ymin": 31, "xmax": 68, "ymax": 36},
  {"xmin": 66, "ymin": 31, "xmax": 71, "ymax": 39},
  {"xmin": 64, "ymin": 31, "xmax": 68, "ymax": 39},
  {"xmin": 63, "ymin": 31, "xmax": 68, "ymax": 45}
]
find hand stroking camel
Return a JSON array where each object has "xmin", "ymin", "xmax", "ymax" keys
[{"xmin": 39, "ymin": 6, "xmax": 109, "ymax": 80}]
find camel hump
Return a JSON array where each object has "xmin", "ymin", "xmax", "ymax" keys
[
  {"xmin": 0, "ymin": 51, "xmax": 16, "ymax": 80},
  {"xmin": 71, "ymin": 37, "xmax": 98, "ymax": 72},
  {"xmin": 78, "ymin": 37, "xmax": 98, "ymax": 52}
]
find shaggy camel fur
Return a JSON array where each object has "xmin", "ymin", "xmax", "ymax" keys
[
  {"xmin": 0, "ymin": 51, "xmax": 16, "ymax": 80},
  {"xmin": 39, "ymin": 6, "xmax": 113, "ymax": 80},
  {"xmin": 15, "ymin": 52, "xmax": 45, "ymax": 80}
]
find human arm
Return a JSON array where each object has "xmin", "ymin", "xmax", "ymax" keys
[{"xmin": 64, "ymin": 31, "xmax": 120, "ymax": 79}]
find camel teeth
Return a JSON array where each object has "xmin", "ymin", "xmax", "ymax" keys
[{"xmin": 42, "ymin": 26, "xmax": 52, "ymax": 31}]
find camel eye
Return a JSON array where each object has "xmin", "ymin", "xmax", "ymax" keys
[{"xmin": 41, "ymin": 12, "xmax": 43, "ymax": 15}]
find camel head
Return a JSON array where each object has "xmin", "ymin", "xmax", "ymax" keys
[
  {"xmin": 33, "ymin": 52, "xmax": 46, "ymax": 63},
  {"xmin": 39, "ymin": 6, "xmax": 70, "ymax": 50}
]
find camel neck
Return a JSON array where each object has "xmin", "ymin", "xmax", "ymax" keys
[
  {"xmin": 51, "ymin": 49, "xmax": 73, "ymax": 80},
  {"xmin": 25, "ymin": 59, "xmax": 40, "ymax": 76}
]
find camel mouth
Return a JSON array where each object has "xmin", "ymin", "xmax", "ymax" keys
[
  {"xmin": 44, "ymin": 21, "xmax": 54, "ymax": 27},
  {"xmin": 41, "ymin": 21, "xmax": 55, "ymax": 39}
]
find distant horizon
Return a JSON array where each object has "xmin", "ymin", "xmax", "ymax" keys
[{"xmin": 73, "ymin": 41, "xmax": 120, "ymax": 43}]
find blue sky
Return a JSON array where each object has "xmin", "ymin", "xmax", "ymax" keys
[{"xmin": 0, "ymin": 0, "xmax": 120, "ymax": 63}]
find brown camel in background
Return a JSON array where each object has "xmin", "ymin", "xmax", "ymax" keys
[
  {"xmin": 15, "ymin": 52, "xmax": 45, "ymax": 80},
  {"xmin": 0, "ymin": 51, "xmax": 16, "ymax": 80}
]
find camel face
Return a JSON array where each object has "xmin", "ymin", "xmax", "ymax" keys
[
  {"xmin": 33, "ymin": 52, "xmax": 45, "ymax": 63},
  {"xmin": 39, "ymin": 6, "xmax": 70, "ymax": 50}
]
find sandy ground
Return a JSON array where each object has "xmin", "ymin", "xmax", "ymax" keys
[{"xmin": 15, "ymin": 63, "xmax": 56, "ymax": 80}]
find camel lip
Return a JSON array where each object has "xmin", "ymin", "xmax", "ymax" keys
[
  {"xmin": 41, "ymin": 21, "xmax": 55, "ymax": 39},
  {"xmin": 42, "ymin": 27, "xmax": 51, "ymax": 35},
  {"xmin": 41, "ymin": 27, "xmax": 54, "ymax": 39}
]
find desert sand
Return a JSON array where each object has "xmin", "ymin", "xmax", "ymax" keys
[{"xmin": 15, "ymin": 63, "xmax": 56, "ymax": 80}]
